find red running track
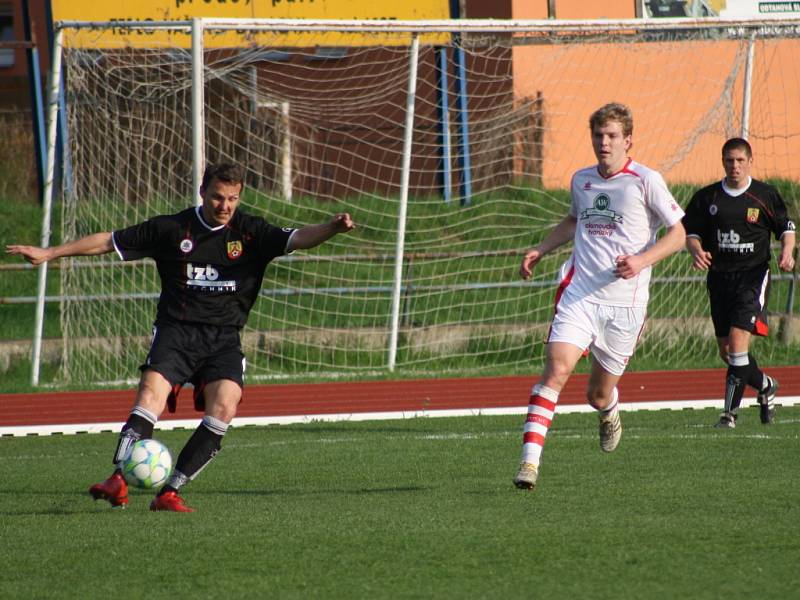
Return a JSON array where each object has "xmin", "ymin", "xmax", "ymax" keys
[{"xmin": 1, "ymin": 367, "xmax": 799, "ymax": 428}]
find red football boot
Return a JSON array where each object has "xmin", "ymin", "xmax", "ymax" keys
[
  {"xmin": 150, "ymin": 490, "xmax": 195, "ymax": 513},
  {"xmin": 88, "ymin": 471, "xmax": 129, "ymax": 508}
]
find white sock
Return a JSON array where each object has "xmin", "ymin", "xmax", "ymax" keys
[{"xmin": 599, "ymin": 387, "xmax": 619, "ymax": 416}]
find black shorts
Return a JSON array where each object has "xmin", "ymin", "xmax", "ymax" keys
[
  {"xmin": 707, "ymin": 264, "xmax": 771, "ymax": 338},
  {"xmin": 141, "ymin": 319, "xmax": 245, "ymax": 411}
]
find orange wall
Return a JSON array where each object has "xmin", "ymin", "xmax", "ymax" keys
[
  {"xmin": 511, "ymin": 0, "xmax": 549, "ymax": 19},
  {"xmin": 552, "ymin": 0, "xmax": 635, "ymax": 18},
  {"xmin": 511, "ymin": 0, "xmax": 637, "ymax": 19},
  {"xmin": 506, "ymin": 2, "xmax": 800, "ymax": 187},
  {"xmin": 512, "ymin": 38, "xmax": 800, "ymax": 187}
]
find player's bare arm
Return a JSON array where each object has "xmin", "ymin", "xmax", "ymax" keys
[
  {"xmin": 287, "ymin": 213, "xmax": 355, "ymax": 251},
  {"xmin": 778, "ymin": 231, "xmax": 796, "ymax": 272},
  {"xmin": 614, "ymin": 221, "xmax": 686, "ymax": 280},
  {"xmin": 6, "ymin": 232, "xmax": 114, "ymax": 266},
  {"xmin": 520, "ymin": 215, "xmax": 577, "ymax": 279},
  {"xmin": 685, "ymin": 235, "xmax": 713, "ymax": 270}
]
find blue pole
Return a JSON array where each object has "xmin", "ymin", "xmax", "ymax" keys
[
  {"xmin": 449, "ymin": 0, "xmax": 472, "ymax": 207},
  {"xmin": 436, "ymin": 47, "xmax": 452, "ymax": 204},
  {"xmin": 57, "ymin": 73, "xmax": 73, "ymax": 198},
  {"xmin": 454, "ymin": 44, "xmax": 472, "ymax": 206},
  {"xmin": 43, "ymin": 0, "xmax": 72, "ymax": 201},
  {"xmin": 21, "ymin": 0, "xmax": 46, "ymax": 200}
]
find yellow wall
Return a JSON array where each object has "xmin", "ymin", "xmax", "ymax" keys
[
  {"xmin": 51, "ymin": 0, "xmax": 451, "ymax": 20},
  {"xmin": 51, "ymin": 0, "xmax": 451, "ymax": 48}
]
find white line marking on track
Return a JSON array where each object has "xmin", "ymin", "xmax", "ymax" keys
[{"xmin": 1, "ymin": 397, "xmax": 798, "ymax": 437}]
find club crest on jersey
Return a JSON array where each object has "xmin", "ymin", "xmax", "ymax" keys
[
  {"xmin": 746, "ymin": 208, "xmax": 759, "ymax": 224},
  {"xmin": 580, "ymin": 193, "xmax": 622, "ymax": 223},
  {"xmin": 227, "ymin": 241, "xmax": 243, "ymax": 259},
  {"xmin": 583, "ymin": 180, "xmax": 592, "ymax": 190},
  {"xmin": 179, "ymin": 239, "xmax": 194, "ymax": 254},
  {"xmin": 709, "ymin": 204, "xmax": 718, "ymax": 216}
]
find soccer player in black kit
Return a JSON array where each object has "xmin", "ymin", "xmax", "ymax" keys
[
  {"xmin": 683, "ymin": 138, "xmax": 796, "ymax": 428},
  {"xmin": 7, "ymin": 163, "xmax": 355, "ymax": 511}
]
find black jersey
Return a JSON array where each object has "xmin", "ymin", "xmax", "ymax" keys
[
  {"xmin": 112, "ymin": 207, "xmax": 295, "ymax": 327},
  {"xmin": 682, "ymin": 179, "xmax": 795, "ymax": 272}
]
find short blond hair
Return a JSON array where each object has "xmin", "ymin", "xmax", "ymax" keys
[{"xmin": 589, "ymin": 103, "xmax": 633, "ymax": 137}]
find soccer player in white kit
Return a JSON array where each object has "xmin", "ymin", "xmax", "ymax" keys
[{"xmin": 513, "ymin": 103, "xmax": 686, "ymax": 490}]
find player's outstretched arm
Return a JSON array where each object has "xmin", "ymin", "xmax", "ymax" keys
[
  {"xmin": 615, "ymin": 221, "xmax": 686, "ymax": 280},
  {"xmin": 288, "ymin": 213, "xmax": 355, "ymax": 251},
  {"xmin": 6, "ymin": 232, "xmax": 114, "ymax": 266},
  {"xmin": 520, "ymin": 215, "xmax": 577, "ymax": 279}
]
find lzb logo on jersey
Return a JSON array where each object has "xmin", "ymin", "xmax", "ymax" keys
[
  {"xmin": 185, "ymin": 263, "xmax": 236, "ymax": 292},
  {"xmin": 716, "ymin": 229, "xmax": 754, "ymax": 254},
  {"xmin": 580, "ymin": 193, "xmax": 623, "ymax": 223},
  {"xmin": 227, "ymin": 241, "xmax": 243, "ymax": 260},
  {"xmin": 746, "ymin": 208, "xmax": 760, "ymax": 224}
]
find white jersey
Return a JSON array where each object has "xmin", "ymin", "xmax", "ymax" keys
[{"xmin": 561, "ymin": 158, "xmax": 684, "ymax": 308}]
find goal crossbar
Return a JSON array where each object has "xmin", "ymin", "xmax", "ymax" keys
[{"xmin": 55, "ymin": 16, "xmax": 800, "ymax": 35}]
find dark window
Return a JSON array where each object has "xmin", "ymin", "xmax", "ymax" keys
[
  {"xmin": 0, "ymin": 4, "xmax": 14, "ymax": 68},
  {"xmin": 646, "ymin": 1, "xmax": 688, "ymax": 18}
]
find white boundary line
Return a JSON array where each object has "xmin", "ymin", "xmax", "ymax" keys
[{"xmin": 2, "ymin": 396, "xmax": 799, "ymax": 438}]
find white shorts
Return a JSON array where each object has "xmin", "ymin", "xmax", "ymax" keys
[{"xmin": 548, "ymin": 297, "xmax": 646, "ymax": 376}]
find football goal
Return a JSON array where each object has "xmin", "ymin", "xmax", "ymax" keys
[{"xmin": 33, "ymin": 16, "xmax": 800, "ymax": 385}]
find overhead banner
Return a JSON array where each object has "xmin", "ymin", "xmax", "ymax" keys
[
  {"xmin": 646, "ymin": 1, "xmax": 800, "ymax": 18},
  {"xmin": 51, "ymin": 0, "xmax": 451, "ymax": 48},
  {"xmin": 720, "ymin": 0, "xmax": 800, "ymax": 15}
]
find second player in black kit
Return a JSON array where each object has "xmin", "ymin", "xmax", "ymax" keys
[{"xmin": 683, "ymin": 137, "xmax": 796, "ymax": 428}]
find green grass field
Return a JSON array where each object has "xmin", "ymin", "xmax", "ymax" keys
[{"xmin": 2, "ymin": 406, "xmax": 798, "ymax": 599}]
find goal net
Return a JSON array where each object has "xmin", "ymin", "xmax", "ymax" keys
[{"xmin": 47, "ymin": 17, "xmax": 800, "ymax": 385}]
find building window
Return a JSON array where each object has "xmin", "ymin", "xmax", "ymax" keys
[{"xmin": 0, "ymin": 4, "xmax": 14, "ymax": 68}]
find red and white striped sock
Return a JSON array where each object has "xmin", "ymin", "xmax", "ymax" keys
[{"xmin": 521, "ymin": 384, "xmax": 559, "ymax": 465}]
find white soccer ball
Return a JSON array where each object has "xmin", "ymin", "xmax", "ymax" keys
[{"xmin": 121, "ymin": 439, "xmax": 173, "ymax": 489}]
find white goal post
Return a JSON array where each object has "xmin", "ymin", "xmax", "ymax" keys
[{"xmin": 34, "ymin": 16, "xmax": 800, "ymax": 386}]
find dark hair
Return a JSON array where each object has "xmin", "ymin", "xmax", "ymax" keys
[
  {"xmin": 721, "ymin": 137, "xmax": 752, "ymax": 158},
  {"xmin": 201, "ymin": 163, "xmax": 245, "ymax": 190},
  {"xmin": 589, "ymin": 102, "xmax": 633, "ymax": 137}
]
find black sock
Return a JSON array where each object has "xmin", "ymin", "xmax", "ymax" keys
[
  {"xmin": 160, "ymin": 416, "xmax": 228, "ymax": 495},
  {"xmin": 747, "ymin": 354, "xmax": 766, "ymax": 391},
  {"xmin": 112, "ymin": 407, "xmax": 157, "ymax": 466},
  {"xmin": 725, "ymin": 364, "xmax": 750, "ymax": 413}
]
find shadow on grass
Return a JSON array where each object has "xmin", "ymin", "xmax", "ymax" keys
[
  {"xmin": 0, "ymin": 484, "xmax": 431, "ymax": 516},
  {"xmin": 0, "ymin": 492, "xmax": 129, "ymax": 516}
]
